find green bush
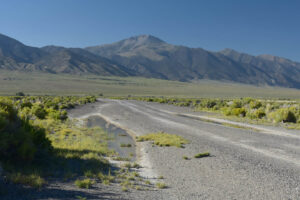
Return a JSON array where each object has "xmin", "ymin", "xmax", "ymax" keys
[
  {"xmin": 249, "ymin": 101, "xmax": 262, "ymax": 109},
  {"xmin": 231, "ymin": 100, "xmax": 242, "ymax": 108},
  {"xmin": 32, "ymin": 105, "xmax": 47, "ymax": 119},
  {"xmin": 231, "ymin": 108, "xmax": 246, "ymax": 117},
  {"xmin": 268, "ymin": 108, "xmax": 297, "ymax": 123},
  {"xmin": 254, "ymin": 108, "xmax": 266, "ymax": 119},
  {"xmin": 0, "ymin": 101, "xmax": 52, "ymax": 164}
]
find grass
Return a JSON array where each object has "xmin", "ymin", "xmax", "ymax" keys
[
  {"xmin": 8, "ymin": 173, "xmax": 46, "ymax": 188},
  {"xmin": 194, "ymin": 152, "xmax": 210, "ymax": 158},
  {"xmin": 1, "ymin": 70, "xmax": 300, "ymax": 98},
  {"xmin": 156, "ymin": 182, "xmax": 167, "ymax": 189},
  {"xmin": 75, "ymin": 178, "xmax": 95, "ymax": 189},
  {"xmin": 132, "ymin": 162, "xmax": 141, "ymax": 168},
  {"xmin": 120, "ymin": 143, "xmax": 132, "ymax": 148},
  {"xmin": 183, "ymin": 156, "xmax": 190, "ymax": 160},
  {"xmin": 137, "ymin": 132, "xmax": 189, "ymax": 148},
  {"xmin": 76, "ymin": 196, "xmax": 87, "ymax": 200},
  {"xmin": 122, "ymin": 186, "xmax": 128, "ymax": 192}
]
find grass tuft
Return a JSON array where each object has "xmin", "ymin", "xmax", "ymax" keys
[
  {"xmin": 137, "ymin": 132, "xmax": 189, "ymax": 148},
  {"xmin": 8, "ymin": 173, "xmax": 46, "ymax": 188},
  {"xmin": 120, "ymin": 143, "xmax": 132, "ymax": 148},
  {"xmin": 75, "ymin": 178, "xmax": 95, "ymax": 189},
  {"xmin": 194, "ymin": 152, "xmax": 210, "ymax": 158},
  {"xmin": 156, "ymin": 182, "xmax": 167, "ymax": 189}
]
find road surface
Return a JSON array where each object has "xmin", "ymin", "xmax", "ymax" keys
[{"xmin": 70, "ymin": 99, "xmax": 300, "ymax": 200}]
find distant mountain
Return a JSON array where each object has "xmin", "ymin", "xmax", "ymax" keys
[
  {"xmin": 0, "ymin": 33, "xmax": 132, "ymax": 76},
  {"xmin": 86, "ymin": 35, "xmax": 300, "ymax": 88},
  {"xmin": 219, "ymin": 48, "xmax": 300, "ymax": 88},
  {"xmin": 1, "ymin": 33, "xmax": 300, "ymax": 88}
]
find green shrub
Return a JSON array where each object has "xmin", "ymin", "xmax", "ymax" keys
[
  {"xmin": 32, "ymin": 105, "xmax": 47, "ymax": 119},
  {"xmin": 231, "ymin": 108, "xmax": 246, "ymax": 117},
  {"xmin": 75, "ymin": 179, "xmax": 95, "ymax": 189},
  {"xmin": 137, "ymin": 132, "xmax": 189, "ymax": 148},
  {"xmin": 254, "ymin": 108, "xmax": 266, "ymax": 119},
  {"xmin": 15, "ymin": 92, "xmax": 25, "ymax": 96},
  {"xmin": 268, "ymin": 108, "xmax": 297, "ymax": 123},
  {"xmin": 250, "ymin": 101, "xmax": 262, "ymax": 109},
  {"xmin": 231, "ymin": 100, "xmax": 242, "ymax": 108},
  {"xmin": 8, "ymin": 173, "xmax": 46, "ymax": 188},
  {"xmin": 0, "ymin": 101, "xmax": 52, "ymax": 164},
  {"xmin": 194, "ymin": 152, "xmax": 210, "ymax": 158},
  {"xmin": 156, "ymin": 182, "xmax": 167, "ymax": 189}
]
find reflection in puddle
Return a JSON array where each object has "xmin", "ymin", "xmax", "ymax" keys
[{"xmin": 86, "ymin": 115, "xmax": 136, "ymax": 161}]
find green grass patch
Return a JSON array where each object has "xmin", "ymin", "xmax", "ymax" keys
[
  {"xmin": 75, "ymin": 178, "xmax": 95, "ymax": 189},
  {"xmin": 120, "ymin": 143, "xmax": 132, "ymax": 148},
  {"xmin": 183, "ymin": 156, "xmax": 190, "ymax": 160},
  {"xmin": 194, "ymin": 152, "xmax": 210, "ymax": 158},
  {"xmin": 156, "ymin": 182, "xmax": 167, "ymax": 189},
  {"xmin": 8, "ymin": 173, "xmax": 46, "ymax": 188},
  {"xmin": 137, "ymin": 132, "xmax": 189, "ymax": 148}
]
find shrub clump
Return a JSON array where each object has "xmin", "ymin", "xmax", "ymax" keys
[
  {"xmin": 137, "ymin": 132, "xmax": 189, "ymax": 148},
  {"xmin": 75, "ymin": 179, "xmax": 95, "ymax": 189},
  {"xmin": 194, "ymin": 152, "xmax": 210, "ymax": 158},
  {"xmin": 0, "ymin": 101, "xmax": 52, "ymax": 164}
]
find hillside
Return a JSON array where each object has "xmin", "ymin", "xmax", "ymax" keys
[
  {"xmin": 86, "ymin": 35, "xmax": 300, "ymax": 88},
  {"xmin": 0, "ymin": 33, "xmax": 132, "ymax": 76},
  {"xmin": 1, "ymin": 33, "xmax": 300, "ymax": 88}
]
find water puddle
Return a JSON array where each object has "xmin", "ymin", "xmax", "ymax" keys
[{"xmin": 85, "ymin": 115, "xmax": 136, "ymax": 161}]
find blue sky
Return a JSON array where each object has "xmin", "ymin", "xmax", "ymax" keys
[{"xmin": 1, "ymin": 0, "xmax": 300, "ymax": 61}]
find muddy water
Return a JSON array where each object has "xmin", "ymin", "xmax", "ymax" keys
[{"xmin": 85, "ymin": 115, "xmax": 136, "ymax": 161}]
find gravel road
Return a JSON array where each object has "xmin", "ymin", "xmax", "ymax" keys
[{"xmin": 70, "ymin": 99, "xmax": 300, "ymax": 200}]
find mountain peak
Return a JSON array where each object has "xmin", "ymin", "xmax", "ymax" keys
[
  {"xmin": 219, "ymin": 48, "xmax": 242, "ymax": 55},
  {"xmin": 131, "ymin": 34, "xmax": 164, "ymax": 42},
  {"xmin": 120, "ymin": 34, "xmax": 166, "ymax": 47}
]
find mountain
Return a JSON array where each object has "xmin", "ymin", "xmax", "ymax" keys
[
  {"xmin": 37, "ymin": 46, "xmax": 133, "ymax": 75},
  {"xmin": 86, "ymin": 35, "xmax": 300, "ymax": 88},
  {"xmin": 219, "ymin": 49, "xmax": 300, "ymax": 88},
  {"xmin": 1, "ymin": 33, "xmax": 300, "ymax": 88},
  {"xmin": 0, "ymin": 34, "xmax": 132, "ymax": 76}
]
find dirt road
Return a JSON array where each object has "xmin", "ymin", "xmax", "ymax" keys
[{"xmin": 69, "ymin": 99, "xmax": 300, "ymax": 200}]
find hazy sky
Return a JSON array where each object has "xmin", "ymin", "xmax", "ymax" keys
[{"xmin": 1, "ymin": 0, "xmax": 300, "ymax": 61}]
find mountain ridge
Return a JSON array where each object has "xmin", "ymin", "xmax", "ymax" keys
[{"xmin": 1, "ymin": 33, "xmax": 300, "ymax": 89}]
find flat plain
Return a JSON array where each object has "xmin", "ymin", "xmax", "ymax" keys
[{"xmin": 1, "ymin": 70, "xmax": 300, "ymax": 98}]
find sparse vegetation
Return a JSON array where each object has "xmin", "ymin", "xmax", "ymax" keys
[
  {"xmin": 8, "ymin": 173, "xmax": 46, "ymax": 188},
  {"xmin": 156, "ymin": 182, "xmax": 167, "ymax": 189},
  {"xmin": 75, "ymin": 178, "xmax": 95, "ymax": 189},
  {"xmin": 122, "ymin": 186, "xmax": 128, "ymax": 192},
  {"xmin": 137, "ymin": 132, "xmax": 189, "ymax": 148},
  {"xmin": 183, "ymin": 156, "xmax": 190, "ymax": 160},
  {"xmin": 0, "ymin": 95, "xmax": 118, "ymax": 191},
  {"xmin": 2, "ymin": 70, "xmax": 300, "ymax": 99},
  {"xmin": 194, "ymin": 152, "xmax": 210, "ymax": 158},
  {"xmin": 118, "ymin": 97, "xmax": 300, "ymax": 130},
  {"xmin": 120, "ymin": 143, "xmax": 132, "ymax": 148}
]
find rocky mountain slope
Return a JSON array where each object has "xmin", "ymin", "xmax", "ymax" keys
[{"xmin": 1, "ymin": 33, "xmax": 300, "ymax": 88}]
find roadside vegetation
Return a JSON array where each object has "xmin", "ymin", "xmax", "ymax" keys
[
  {"xmin": 0, "ymin": 95, "xmax": 109, "ymax": 188},
  {"xmin": 115, "ymin": 97, "xmax": 300, "ymax": 130},
  {"xmin": 137, "ymin": 132, "xmax": 189, "ymax": 148},
  {"xmin": 0, "ymin": 95, "xmax": 161, "ymax": 195}
]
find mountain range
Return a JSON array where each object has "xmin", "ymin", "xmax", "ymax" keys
[{"xmin": 1, "ymin": 33, "xmax": 300, "ymax": 88}]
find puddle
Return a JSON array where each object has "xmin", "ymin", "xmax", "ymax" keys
[{"xmin": 85, "ymin": 115, "xmax": 136, "ymax": 161}]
